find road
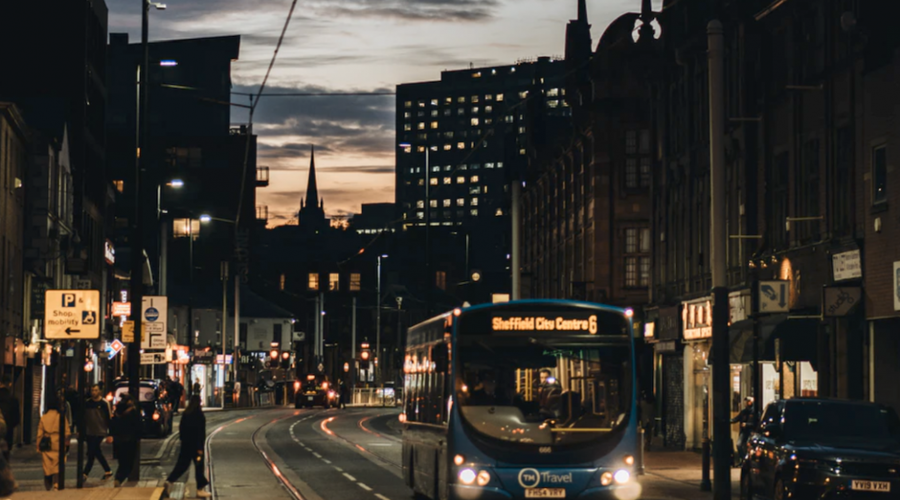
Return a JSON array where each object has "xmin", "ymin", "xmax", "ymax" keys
[{"xmin": 188, "ymin": 407, "xmax": 739, "ymax": 500}]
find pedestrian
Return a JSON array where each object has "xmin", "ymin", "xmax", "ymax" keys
[
  {"xmin": 110, "ymin": 393, "xmax": 142, "ymax": 487},
  {"xmin": 37, "ymin": 398, "xmax": 70, "ymax": 491},
  {"xmin": 83, "ymin": 383, "xmax": 113, "ymax": 482},
  {"xmin": 338, "ymin": 379, "xmax": 348, "ymax": 409},
  {"xmin": 639, "ymin": 391, "xmax": 655, "ymax": 451},
  {"xmin": 232, "ymin": 379, "xmax": 241, "ymax": 407},
  {"xmin": 731, "ymin": 396, "xmax": 756, "ymax": 466},
  {"xmin": 0, "ymin": 375, "xmax": 20, "ymax": 459},
  {"xmin": 164, "ymin": 395, "xmax": 211, "ymax": 498},
  {"xmin": 169, "ymin": 377, "xmax": 184, "ymax": 415}
]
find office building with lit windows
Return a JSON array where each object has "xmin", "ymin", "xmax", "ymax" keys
[{"xmin": 395, "ymin": 58, "xmax": 570, "ymax": 307}]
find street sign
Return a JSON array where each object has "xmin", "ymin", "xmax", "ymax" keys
[
  {"xmin": 758, "ymin": 280, "xmax": 790, "ymax": 313},
  {"xmin": 142, "ymin": 296, "xmax": 167, "ymax": 349},
  {"xmin": 74, "ymin": 279, "xmax": 92, "ymax": 290},
  {"xmin": 141, "ymin": 352, "xmax": 167, "ymax": 365},
  {"xmin": 122, "ymin": 321, "xmax": 141, "ymax": 343},
  {"xmin": 107, "ymin": 339, "xmax": 125, "ymax": 360},
  {"xmin": 44, "ymin": 290, "xmax": 101, "ymax": 339},
  {"xmin": 823, "ymin": 287, "xmax": 861, "ymax": 317}
]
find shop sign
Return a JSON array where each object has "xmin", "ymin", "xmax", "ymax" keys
[
  {"xmin": 655, "ymin": 340, "xmax": 677, "ymax": 353},
  {"xmin": 682, "ymin": 298, "xmax": 712, "ymax": 341},
  {"xmin": 30, "ymin": 279, "xmax": 52, "ymax": 320},
  {"xmin": 644, "ymin": 322, "xmax": 655, "ymax": 339},
  {"xmin": 112, "ymin": 302, "xmax": 131, "ymax": 317},
  {"xmin": 657, "ymin": 306, "xmax": 680, "ymax": 340},
  {"xmin": 823, "ymin": 287, "xmax": 861, "ymax": 317},
  {"xmin": 729, "ymin": 290, "xmax": 751, "ymax": 324},
  {"xmin": 894, "ymin": 262, "xmax": 900, "ymax": 312},
  {"xmin": 193, "ymin": 349, "xmax": 215, "ymax": 365},
  {"xmin": 832, "ymin": 250, "xmax": 862, "ymax": 282},
  {"xmin": 104, "ymin": 240, "xmax": 116, "ymax": 265}
]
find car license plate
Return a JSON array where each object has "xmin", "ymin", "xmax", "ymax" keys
[
  {"xmin": 525, "ymin": 488, "xmax": 565, "ymax": 498},
  {"xmin": 308, "ymin": 396, "xmax": 314, "ymax": 401},
  {"xmin": 852, "ymin": 480, "xmax": 891, "ymax": 492}
]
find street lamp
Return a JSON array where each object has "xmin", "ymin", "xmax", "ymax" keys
[{"xmin": 376, "ymin": 254, "xmax": 388, "ymax": 384}]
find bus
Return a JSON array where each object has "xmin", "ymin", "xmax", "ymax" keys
[{"xmin": 401, "ymin": 300, "xmax": 639, "ymax": 500}]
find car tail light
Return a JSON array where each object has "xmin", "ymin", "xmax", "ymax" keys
[
  {"xmin": 152, "ymin": 412, "xmax": 160, "ymax": 421},
  {"xmin": 459, "ymin": 469, "xmax": 476, "ymax": 485},
  {"xmin": 476, "ymin": 471, "xmax": 490, "ymax": 486},
  {"xmin": 328, "ymin": 391, "xmax": 335, "ymax": 398},
  {"xmin": 294, "ymin": 381, "xmax": 301, "ymax": 392},
  {"xmin": 321, "ymin": 381, "xmax": 329, "ymax": 390}
]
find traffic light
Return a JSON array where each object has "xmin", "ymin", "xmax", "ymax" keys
[
  {"xmin": 281, "ymin": 351, "xmax": 291, "ymax": 370},
  {"xmin": 360, "ymin": 342, "xmax": 371, "ymax": 370}
]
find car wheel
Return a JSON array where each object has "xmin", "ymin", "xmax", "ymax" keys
[{"xmin": 773, "ymin": 478, "xmax": 787, "ymax": 500}]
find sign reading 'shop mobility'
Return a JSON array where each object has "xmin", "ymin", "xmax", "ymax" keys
[{"xmin": 44, "ymin": 290, "xmax": 101, "ymax": 340}]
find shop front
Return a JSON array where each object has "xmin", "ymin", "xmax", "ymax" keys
[
  {"xmin": 644, "ymin": 305, "xmax": 683, "ymax": 449},
  {"xmin": 681, "ymin": 297, "xmax": 712, "ymax": 451},
  {"xmin": 190, "ymin": 349, "xmax": 225, "ymax": 409}
]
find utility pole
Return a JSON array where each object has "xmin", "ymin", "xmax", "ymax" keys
[
  {"xmin": 351, "ymin": 296, "xmax": 356, "ymax": 389},
  {"xmin": 511, "ymin": 180, "xmax": 522, "ymax": 301},
  {"xmin": 221, "ymin": 261, "xmax": 228, "ymax": 389},
  {"xmin": 707, "ymin": 19, "xmax": 732, "ymax": 500},
  {"xmin": 376, "ymin": 255, "xmax": 383, "ymax": 383}
]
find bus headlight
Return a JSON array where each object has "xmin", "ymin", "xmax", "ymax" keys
[
  {"xmin": 459, "ymin": 469, "xmax": 477, "ymax": 485},
  {"xmin": 614, "ymin": 469, "xmax": 630, "ymax": 484},
  {"xmin": 600, "ymin": 472, "xmax": 613, "ymax": 486},
  {"xmin": 476, "ymin": 471, "xmax": 490, "ymax": 486},
  {"xmin": 624, "ymin": 455, "xmax": 635, "ymax": 466},
  {"xmin": 453, "ymin": 455, "xmax": 465, "ymax": 466}
]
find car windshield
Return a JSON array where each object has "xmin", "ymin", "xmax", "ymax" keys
[
  {"xmin": 456, "ymin": 309, "xmax": 632, "ymax": 448},
  {"xmin": 784, "ymin": 401, "xmax": 900, "ymax": 441}
]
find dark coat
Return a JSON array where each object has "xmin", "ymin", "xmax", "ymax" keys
[{"xmin": 179, "ymin": 409, "xmax": 206, "ymax": 452}]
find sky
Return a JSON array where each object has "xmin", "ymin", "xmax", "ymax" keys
[{"xmin": 108, "ymin": 0, "xmax": 661, "ymax": 226}]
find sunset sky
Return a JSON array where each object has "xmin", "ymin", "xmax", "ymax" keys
[{"xmin": 108, "ymin": 0, "xmax": 660, "ymax": 226}]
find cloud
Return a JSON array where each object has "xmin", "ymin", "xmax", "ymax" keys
[{"xmin": 306, "ymin": 0, "xmax": 502, "ymax": 22}]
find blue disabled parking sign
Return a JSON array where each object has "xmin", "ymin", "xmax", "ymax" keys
[{"xmin": 145, "ymin": 307, "xmax": 159, "ymax": 322}]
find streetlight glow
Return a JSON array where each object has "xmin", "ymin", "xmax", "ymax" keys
[
  {"xmin": 159, "ymin": 60, "xmax": 177, "ymax": 67},
  {"xmin": 168, "ymin": 179, "xmax": 184, "ymax": 188},
  {"xmin": 199, "ymin": 214, "xmax": 212, "ymax": 223}
]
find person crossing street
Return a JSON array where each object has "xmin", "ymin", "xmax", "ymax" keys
[
  {"xmin": 83, "ymin": 383, "xmax": 113, "ymax": 481},
  {"xmin": 165, "ymin": 395, "xmax": 211, "ymax": 498}
]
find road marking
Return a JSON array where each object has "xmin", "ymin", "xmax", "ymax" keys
[
  {"xmin": 375, "ymin": 494, "xmax": 392, "ymax": 500},
  {"xmin": 322, "ymin": 459, "xmax": 332, "ymax": 464},
  {"xmin": 334, "ymin": 466, "xmax": 343, "ymax": 472},
  {"xmin": 358, "ymin": 483, "xmax": 373, "ymax": 491},
  {"xmin": 343, "ymin": 473, "xmax": 357, "ymax": 482},
  {"xmin": 304, "ymin": 447, "xmax": 312, "ymax": 452},
  {"xmin": 312, "ymin": 452, "xmax": 323, "ymax": 458},
  {"xmin": 297, "ymin": 442, "xmax": 305, "ymax": 446}
]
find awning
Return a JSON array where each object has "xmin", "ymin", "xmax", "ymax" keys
[{"xmin": 717, "ymin": 314, "xmax": 819, "ymax": 367}]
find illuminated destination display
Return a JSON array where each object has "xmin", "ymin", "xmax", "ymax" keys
[{"xmin": 491, "ymin": 314, "xmax": 599, "ymax": 334}]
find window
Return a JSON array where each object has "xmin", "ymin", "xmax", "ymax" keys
[
  {"xmin": 443, "ymin": 199, "xmax": 451, "ymax": 207},
  {"xmin": 350, "ymin": 273, "xmax": 361, "ymax": 291},
  {"xmin": 874, "ymin": 145, "xmax": 888, "ymax": 205},
  {"xmin": 443, "ymin": 109, "xmax": 451, "ymax": 116},
  {"xmin": 443, "ymin": 177, "xmax": 451, "ymax": 185},
  {"xmin": 470, "ymin": 209, "xmax": 479, "ymax": 216},
  {"xmin": 471, "ymin": 198, "xmax": 479, "ymax": 206},
  {"xmin": 432, "ymin": 165, "xmax": 441, "ymax": 172},
  {"xmin": 770, "ymin": 152, "xmax": 789, "ymax": 248},
  {"xmin": 308, "ymin": 273, "xmax": 319, "ymax": 291},
  {"xmin": 403, "ymin": 124, "xmax": 411, "ymax": 131},
  {"xmin": 329, "ymin": 273, "xmax": 340, "ymax": 291},
  {"xmin": 496, "ymin": 94, "xmax": 504, "ymax": 101},
  {"xmin": 416, "ymin": 200, "xmax": 424, "ymax": 209},
  {"xmin": 457, "ymin": 142, "xmax": 465, "ymax": 150},
  {"xmin": 430, "ymin": 200, "xmax": 438, "ymax": 208},
  {"xmin": 436, "ymin": 271, "xmax": 447, "ymax": 290},
  {"xmin": 431, "ymin": 110, "xmax": 438, "ymax": 117},
  {"xmin": 113, "ymin": 180, "xmax": 124, "ymax": 192},
  {"xmin": 469, "ymin": 186, "xmax": 481, "ymax": 195},
  {"xmin": 625, "ymin": 131, "xmax": 637, "ymax": 154},
  {"xmin": 625, "ymin": 159, "xmax": 638, "ymax": 188},
  {"xmin": 457, "ymin": 198, "xmax": 465, "ymax": 206},
  {"xmin": 485, "ymin": 162, "xmax": 495, "ymax": 169},
  {"xmin": 471, "ymin": 118, "xmax": 480, "ymax": 126},
  {"xmin": 548, "ymin": 88, "xmax": 559, "ymax": 97},
  {"xmin": 485, "ymin": 106, "xmax": 493, "ymax": 113},
  {"xmin": 445, "ymin": 165, "xmax": 453, "ymax": 171},
  {"xmin": 471, "ymin": 175, "xmax": 479, "ymax": 183},
  {"xmin": 443, "ymin": 144, "xmax": 452, "ymax": 151},
  {"xmin": 172, "ymin": 218, "xmax": 200, "ymax": 239},
  {"xmin": 457, "ymin": 108, "xmax": 465, "ymax": 116},
  {"xmin": 519, "ymin": 91, "xmax": 528, "ymax": 99},
  {"xmin": 430, "ymin": 121, "xmax": 438, "ymax": 129},
  {"xmin": 457, "ymin": 176, "xmax": 465, "ymax": 184},
  {"xmin": 495, "ymin": 208, "xmax": 504, "ymax": 216},
  {"xmin": 640, "ymin": 158, "xmax": 651, "ymax": 188},
  {"xmin": 279, "ymin": 274, "xmax": 286, "ymax": 291},
  {"xmin": 273, "ymin": 323, "xmax": 283, "ymax": 345},
  {"xmin": 165, "ymin": 147, "xmax": 203, "ymax": 169},
  {"xmin": 639, "ymin": 130, "xmax": 651, "ymax": 154},
  {"xmin": 444, "ymin": 131, "xmax": 454, "ymax": 138},
  {"xmin": 418, "ymin": 122, "xmax": 425, "ymax": 130},
  {"xmin": 418, "ymin": 179, "xmax": 424, "ymax": 186},
  {"xmin": 624, "ymin": 228, "xmax": 651, "ymax": 288},
  {"xmin": 430, "ymin": 178, "xmax": 438, "ymax": 185},
  {"xmin": 403, "ymin": 112, "xmax": 411, "ymax": 118},
  {"xmin": 471, "ymin": 95, "xmax": 479, "ymax": 103},
  {"xmin": 404, "ymin": 101, "xmax": 412, "ymax": 108}
]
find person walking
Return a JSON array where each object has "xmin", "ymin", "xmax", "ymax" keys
[
  {"xmin": 731, "ymin": 396, "xmax": 756, "ymax": 466},
  {"xmin": 83, "ymin": 383, "xmax": 113, "ymax": 481},
  {"xmin": 169, "ymin": 377, "xmax": 185, "ymax": 415},
  {"xmin": 110, "ymin": 394, "xmax": 142, "ymax": 487},
  {"xmin": 0, "ymin": 376, "xmax": 20, "ymax": 460},
  {"xmin": 37, "ymin": 399, "xmax": 70, "ymax": 491},
  {"xmin": 338, "ymin": 380, "xmax": 348, "ymax": 409},
  {"xmin": 164, "ymin": 395, "xmax": 211, "ymax": 498},
  {"xmin": 232, "ymin": 379, "xmax": 241, "ymax": 407}
]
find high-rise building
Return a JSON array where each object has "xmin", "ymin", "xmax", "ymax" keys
[{"xmin": 395, "ymin": 58, "xmax": 570, "ymax": 306}]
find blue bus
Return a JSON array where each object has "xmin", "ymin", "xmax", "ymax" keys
[{"xmin": 401, "ymin": 300, "xmax": 639, "ymax": 500}]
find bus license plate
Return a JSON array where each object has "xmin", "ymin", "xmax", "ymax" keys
[
  {"xmin": 308, "ymin": 396, "xmax": 314, "ymax": 401},
  {"xmin": 852, "ymin": 480, "xmax": 890, "ymax": 492},
  {"xmin": 525, "ymin": 488, "xmax": 565, "ymax": 498}
]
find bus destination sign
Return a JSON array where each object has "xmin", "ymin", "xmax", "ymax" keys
[{"xmin": 492, "ymin": 314, "xmax": 598, "ymax": 334}]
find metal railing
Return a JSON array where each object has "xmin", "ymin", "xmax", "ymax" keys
[{"xmin": 349, "ymin": 386, "xmax": 399, "ymax": 407}]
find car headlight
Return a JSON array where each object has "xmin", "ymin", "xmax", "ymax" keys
[
  {"xmin": 614, "ymin": 470, "xmax": 630, "ymax": 484},
  {"xmin": 476, "ymin": 471, "xmax": 490, "ymax": 486},
  {"xmin": 600, "ymin": 472, "xmax": 613, "ymax": 486},
  {"xmin": 459, "ymin": 469, "xmax": 476, "ymax": 485}
]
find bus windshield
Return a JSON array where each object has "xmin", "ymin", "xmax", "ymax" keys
[{"xmin": 456, "ymin": 308, "xmax": 632, "ymax": 449}]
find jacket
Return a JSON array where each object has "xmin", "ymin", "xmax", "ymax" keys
[
  {"xmin": 110, "ymin": 405, "xmax": 142, "ymax": 442},
  {"xmin": 84, "ymin": 398, "xmax": 111, "ymax": 437},
  {"xmin": 179, "ymin": 409, "xmax": 206, "ymax": 452}
]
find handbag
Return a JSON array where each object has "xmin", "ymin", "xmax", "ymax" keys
[{"xmin": 38, "ymin": 436, "xmax": 51, "ymax": 452}]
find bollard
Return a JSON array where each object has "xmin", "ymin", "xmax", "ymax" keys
[{"xmin": 638, "ymin": 427, "xmax": 646, "ymax": 475}]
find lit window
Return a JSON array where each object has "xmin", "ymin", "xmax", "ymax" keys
[
  {"xmin": 505, "ymin": 115, "xmax": 514, "ymax": 123},
  {"xmin": 470, "ymin": 209, "xmax": 479, "ymax": 216},
  {"xmin": 457, "ymin": 142, "xmax": 465, "ymax": 149},
  {"xmin": 471, "ymin": 197, "xmax": 479, "ymax": 206},
  {"xmin": 436, "ymin": 271, "xmax": 447, "ymax": 290},
  {"xmin": 472, "ymin": 107, "xmax": 479, "ymax": 114},
  {"xmin": 418, "ymin": 179, "xmax": 424, "ymax": 186},
  {"xmin": 430, "ymin": 121, "xmax": 438, "ymax": 129},
  {"xmin": 418, "ymin": 101, "xmax": 425, "ymax": 108},
  {"xmin": 308, "ymin": 273, "xmax": 320, "ymax": 291},
  {"xmin": 430, "ymin": 178, "xmax": 438, "ymax": 185},
  {"xmin": 457, "ymin": 176, "xmax": 466, "ymax": 184},
  {"xmin": 416, "ymin": 211, "xmax": 424, "ymax": 219},
  {"xmin": 417, "ymin": 133, "xmax": 427, "ymax": 140},
  {"xmin": 329, "ymin": 273, "xmax": 340, "ymax": 291},
  {"xmin": 457, "ymin": 96, "xmax": 466, "ymax": 103},
  {"xmin": 417, "ymin": 146, "xmax": 425, "ymax": 153},
  {"xmin": 173, "ymin": 218, "xmax": 200, "ymax": 240},
  {"xmin": 485, "ymin": 106, "xmax": 493, "ymax": 113},
  {"xmin": 430, "ymin": 199, "xmax": 438, "ymax": 208},
  {"xmin": 431, "ymin": 110, "xmax": 438, "ymax": 117},
  {"xmin": 471, "ymin": 95, "xmax": 479, "ymax": 103},
  {"xmin": 416, "ymin": 200, "xmax": 424, "ymax": 208},
  {"xmin": 471, "ymin": 118, "xmax": 480, "ymax": 126},
  {"xmin": 471, "ymin": 175, "xmax": 479, "ymax": 183},
  {"xmin": 443, "ymin": 199, "xmax": 451, "ymax": 207},
  {"xmin": 496, "ymin": 94, "xmax": 504, "ymax": 101},
  {"xmin": 547, "ymin": 100, "xmax": 559, "ymax": 108},
  {"xmin": 403, "ymin": 145, "xmax": 411, "ymax": 154},
  {"xmin": 404, "ymin": 124, "xmax": 411, "ymax": 131},
  {"xmin": 485, "ymin": 162, "xmax": 495, "ymax": 169},
  {"xmin": 279, "ymin": 274, "xmax": 286, "ymax": 291},
  {"xmin": 430, "ymin": 99, "xmax": 438, "ymax": 106},
  {"xmin": 444, "ymin": 165, "xmax": 453, "ymax": 171},
  {"xmin": 444, "ymin": 97, "xmax": 452, "ymax": 104},
  {"xmin": 432, "ymin": 165, "xmax": 441, "ymax": 172},
  {"xmin": 485, "ymin": 118, "xmax": 493, "ymax": 125},
  {"xmin": 469, "ymin": 186, "xmax": 481, "ymax": 195},
  {"xmin": 518, "ymin": 126, "xmax": 526, "ymax": 134},
  {"xmin": 471, "ymin": 164, "xmax": 480, "ymax": 170},
  {"xmin": 417, "ymin": 122, "xmax": 425, "ymax": 130},
  {"xmin": 519, "ymin": 91, "xmax": 528, "ymax": 99},
  {"xmin": 404, "ymin": 101, "xmax": 412, "ymax": 108},
  {"xmin": 472, "ymin": 72, "xmax": 481, "ymax": 78},
  {"xmin": 444, "ymin": 131, "xmax": 454, "ymax": 138},
  {"xmin": 460, "ymin": 164, "xmax": 467, "ymax": 170},
  {"xmin": 403, "ymin": 112, "xmax": 410, "ymax": 118},
  {"xmin": 457, "ymin": 198, "xmax": 465, "ymax": 206},
  {"xmin": 495, "ymin": 208, "xmax": 504, "ymax": 216},
  {"xmin": 113, "ymin": 180, "xmax": 125, "ymax": 192},
  {"xmin": 443, "ymin": 177, "xmax": 452, "ymax": 185},
  {"xmin": 519, "ymin": 148, "xmax": 526, "ymax": 155},
  {"xmin": 548, "ymin": 88, "xmax": 559, "ymax": 97},
  {"xmin": 443, "ymin": 144, "xmax": 452, "ymax": 151},
  {"xmin": 486, "ymin": 94, "xmax": 493, "ymax": 100},
  {"xmin": 497, "ymin": 162, "xmax": 504, "ymax": 168},
  {"xmin": 408, "ymin": 168, "xmax": 415, "ymax": 174},
  {"xmin": 457, "ymin": 108, "xmax": 465, "ymax": 116},
  {"xmin": 350, "ymin": 273, "xmax": 361, "ymax": 291}
]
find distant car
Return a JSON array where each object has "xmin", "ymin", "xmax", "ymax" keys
[
  {"xmin": 294, "ymin": 375, "xmax": 337, "ymax": 409},
  {"xmin": 741, "ymin": 398, "xmax": 900, "ymax": 500},
  {"xmin": 110, "ymin": 379, "xmax": 173, "ymax": 438}
]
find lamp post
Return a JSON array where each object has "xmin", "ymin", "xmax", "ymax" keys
[
  {"xmin": 199, "ymin": 214, "xmax": 236, "ymax": 408},
  {"xmin": 376, "ymin": 254, "xmax": 388, "ymax": 384},
  {"xmin": 157, "ymin": 179, "xmax": 183, "ymax": 296}
]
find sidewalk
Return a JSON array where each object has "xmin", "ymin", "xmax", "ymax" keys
[
  {"xmin": 7, "ymin": 487, "xmax": 164, "ymax": 500},
  {"xmin": 642, "ymin": 449, "xmax": 741, "ymax": 495}
]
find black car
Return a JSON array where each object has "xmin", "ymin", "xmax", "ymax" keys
[
  {"xmin": 741, "ymin": 398, "xmax": 900, "ymax": 500},
  {"xmin": 294, "ymin": 375, "xmax": 337, "ymax": 409},
  {"xmin": 111, "ymin": 379, "xmax": 174, "ymax": 438}
]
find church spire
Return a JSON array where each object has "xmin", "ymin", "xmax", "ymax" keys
[
  {"xmin": 577, "ymin": 0, "xmax": 588, "ymax": 23},
  {"xmin": 305, "ymin": 145, "xmax": 320, "ymax": 210}
]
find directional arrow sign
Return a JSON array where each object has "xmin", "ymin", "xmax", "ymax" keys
[
  {"xmin": 759, "ymin": 280, "xmax": 790, "ymax": 313},
  {"xmin": 44, "ymin": 290, "xmax": 101, "ymax": 339}
]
